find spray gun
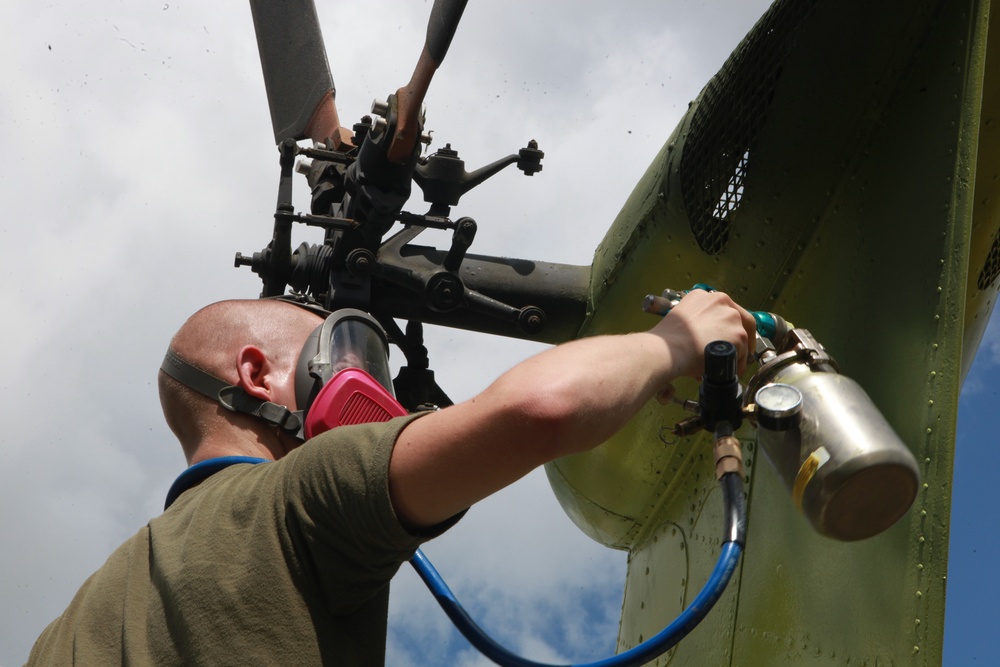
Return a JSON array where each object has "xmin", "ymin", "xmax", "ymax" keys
[
  {"xmin": 643, "ymin": 285, "xmax": 793, "ymax": 352},
  {"xmin": 408, "ymin": 288, "xmax": 920, "ymax": 667},
  {"xmin": 645, "ymin": 286, "xmax": 920, "ymax": 541}
]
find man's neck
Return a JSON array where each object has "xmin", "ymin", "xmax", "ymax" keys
[{"xmin": 187, "ymin": 428, "xmax": 285, "ymax": 466}]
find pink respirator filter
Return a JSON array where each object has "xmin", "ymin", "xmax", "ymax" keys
[{"xmin": 304, "ymin": 368, "xmax": 407, "ymax": 438}]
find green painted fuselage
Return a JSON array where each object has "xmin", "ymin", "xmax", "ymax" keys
[{"xmin": 546, "ymin": 0, "xmax": 1000, "ymax": 663}]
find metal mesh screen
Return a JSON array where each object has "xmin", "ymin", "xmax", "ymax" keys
[
  {"xmin": 680, "ymin": 0, "xmax": 820, "ymax": 255},
  {"xmin": 977, "ymin": 233, "xmax": 1000, "ymax": 289}
]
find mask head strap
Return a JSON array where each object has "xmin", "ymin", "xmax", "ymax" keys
[{"xmin": 160, "ymin": 349, "xmax": 304, "ymax": 441}]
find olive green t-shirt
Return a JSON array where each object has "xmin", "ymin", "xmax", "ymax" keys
[{"xmin": 27, "ymin": 414, "xmax": 450, "ymax": 666}]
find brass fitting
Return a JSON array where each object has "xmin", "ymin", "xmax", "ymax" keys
[{"xmin": 713, "ymin": 435, "xmax": 745, "ymax": 480}]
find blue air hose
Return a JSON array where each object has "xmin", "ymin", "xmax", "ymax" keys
[{"xmin": 408, "ymin": 471, "xmax": 746, "ymax": 667}]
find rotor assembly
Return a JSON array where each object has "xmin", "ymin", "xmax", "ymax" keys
[{"xmin": 238, "ymin": 0, "xmax": 590, "ymax": 412}]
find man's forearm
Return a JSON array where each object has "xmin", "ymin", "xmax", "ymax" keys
[
  {"xmin": 478, "ymin": 330, "xmax": 679, "ymax": 457},
  {"xmin": 389, "ymin": 290, "xmax": 755, "ymax": 529}
]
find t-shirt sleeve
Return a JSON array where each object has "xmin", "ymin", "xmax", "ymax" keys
[{"xmin": 275, "ymin": 413, "xmax": 461, "ymax": 613}]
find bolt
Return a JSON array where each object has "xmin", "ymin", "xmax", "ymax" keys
[
  {"xmin": 433, "ymin": 284, "xmax": 456, "ymax": 306},
  {"xmin": 436, "ymin": 143, "xmax": 458, "ymax": 158},
  {"xmin": 434, "ymin": 281, "xmax": 454, "ymax": 299},
  {"xmin": 428, "ymin": 274, "xmax": 463, "ymax": 310},
  {"xmin": 347, "ymin": 249, "xmax": 375, "ymax": 276},
  {"xmin": 519, "ymin": 307, "xmax": 546, "ymax": 334}
]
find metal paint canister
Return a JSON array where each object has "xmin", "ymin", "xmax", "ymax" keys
[{"xmin": 755, "ymin": 366, "xmax": 920, "ymax": 541}]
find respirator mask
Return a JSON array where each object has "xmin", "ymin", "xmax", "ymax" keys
[
  {"xmin": 160, "ymin": 306, "xmax": 405, "ymax": 442},
  {"xmin": 295, "ymin": 308, "xmax": 406, "ymax": 438}
]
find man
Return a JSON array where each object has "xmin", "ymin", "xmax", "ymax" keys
[{"xmin": 27, "ymin": 290, "xmax": 755, "ymax": 665}]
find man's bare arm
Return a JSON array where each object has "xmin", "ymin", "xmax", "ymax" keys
[{"xmin": 388, "ymin": 290, "xmax": 756, "ymax": 530}]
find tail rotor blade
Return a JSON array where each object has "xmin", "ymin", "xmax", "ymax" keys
[
  {"xmin": 426, "ymin": 0, "xmax": 467, "ymax": 63},
  {"xmin": 249, "ymin": 0, "xmax": 342, "ymax": 146},
  {"xmin": 388, "ymin": 0, "xmax": 468, "ymax": 163}
]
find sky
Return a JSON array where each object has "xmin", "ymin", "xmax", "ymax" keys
[{"xmin": 0, "ymin": 1, "xmax": 996, "ymax": 665}]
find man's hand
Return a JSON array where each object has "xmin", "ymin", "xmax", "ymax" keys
[{"xmin": 650, "ymin": 289, "xmax": 757, "ymax": 379}]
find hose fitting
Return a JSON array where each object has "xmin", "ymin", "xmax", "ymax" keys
[{"xmin": 713, "ymin": 435, "xmax": 745, "ymax": 481}]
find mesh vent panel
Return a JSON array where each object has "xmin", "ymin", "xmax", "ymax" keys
[
  {"xmin": 977, "ymin": 233, "xmax": 1000, "ymax": 290},
  {"xmin": 680, "ymin": 0, "xmax": 820, "ymax": 255}
]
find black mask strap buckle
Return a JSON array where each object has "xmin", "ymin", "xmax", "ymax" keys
[{"xmin": 160, "ymin": 349, "xmax": 304, "ymax": 441}]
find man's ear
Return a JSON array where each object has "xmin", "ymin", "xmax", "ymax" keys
[{"xmin": 235, "ymin": 345, "xmax": 273, "ymax": 401}]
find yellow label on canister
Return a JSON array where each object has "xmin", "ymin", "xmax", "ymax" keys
[{"xmin": 792, "ymin": 446, "xmax": 831, "ymax": 511}]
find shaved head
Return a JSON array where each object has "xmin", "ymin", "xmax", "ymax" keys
[{"xmin": 159, "ymin": 299, "xmax": 323, "ymax": 461}]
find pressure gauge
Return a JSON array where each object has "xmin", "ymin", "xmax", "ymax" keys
[{"xmin": 755, "ymin": 383, "xmax": 803, "ymax": 431}]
